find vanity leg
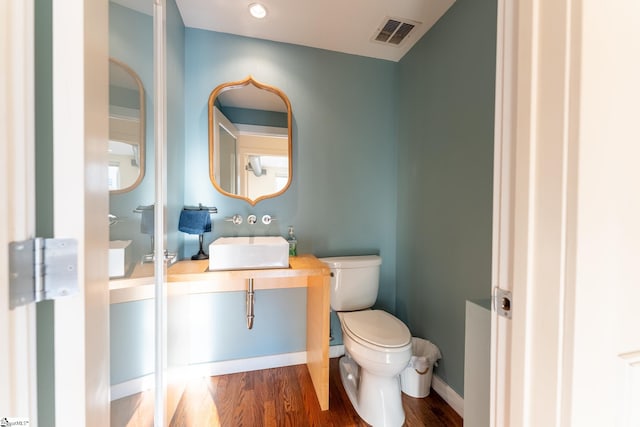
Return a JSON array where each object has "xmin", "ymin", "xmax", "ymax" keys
[{"xmin": 306, "ymin": 274, "xmax": 330, "ymax": 410}]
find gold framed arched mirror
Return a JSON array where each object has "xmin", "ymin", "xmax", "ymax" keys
[
  {"xmin": 208, "ymin": 76, "xmax": 292, "ymax": 205},
  {"xmin": 109, "ymin": 58, "xmax": 145, "ymax": 194}
]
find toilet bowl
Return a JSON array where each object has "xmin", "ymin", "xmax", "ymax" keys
[
  {"xmin": 321, "ymin": 256, "xmax": 413, "ymax": 427},
  {"xmin": 338, "ymin": 310, "xmax": 412, "ymax": 426}
]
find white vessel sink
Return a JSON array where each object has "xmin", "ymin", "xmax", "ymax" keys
[
  {"xmin": 109, "ymin": 240, "xmax": 132, "ymax": 278},
  {"xmin": 209, "ymin": 236, "xmax": 289, "ymax": 271}
]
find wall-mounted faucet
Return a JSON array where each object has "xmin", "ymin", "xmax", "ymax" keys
[
  {"xmin": 109, "ymin": 214, "xmax": 120, "ymax": 226},
  {"xmin": 224, "ymin": 214, "xmax": 243, "ymax": 225},
  {"xmin": 224, "ymin": 213, "xmax": 276, "ymax": 226}
]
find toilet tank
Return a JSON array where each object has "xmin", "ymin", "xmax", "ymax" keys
[{"xmin": 320, "ymin": 255, "xmax": 382, "ymax": 311}]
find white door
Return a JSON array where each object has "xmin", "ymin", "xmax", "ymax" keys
[
  {"xmin": 492, "ymin": 0, "xmax": 640, "ymax": 425},
  {"xmin": 1, "ymin": 0, "xmax": 110, "ymax": 425}
]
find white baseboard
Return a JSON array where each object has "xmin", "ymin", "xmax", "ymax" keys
[
  {"xmin": 431, "ymin": 374, "xmax": 464, "ymax": 418},
  {"xmin": 330, "ymin": 344, "xmax": 345, "ymax": 358},
  {"xmin": 111, "ymin": 351, "xmax": 310, "ymax": 401},
  {"xmin": 111, "ymin": 374, "xmax": 155, "ymax": 401},
  {"xmin": 190, "ymin": 351, "xmax": 307, "ymax": 377}
]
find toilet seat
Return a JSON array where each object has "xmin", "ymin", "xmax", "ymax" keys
[{"xmin": 341, "ymin": 310, "xmax": 411, "ymax": 348}]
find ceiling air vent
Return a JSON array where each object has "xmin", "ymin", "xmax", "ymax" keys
[{"xmin": 372, "ymin": 17, "xmax": 420, "ymax": 46}]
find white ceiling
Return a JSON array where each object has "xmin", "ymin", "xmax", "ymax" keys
[{"xmin": 113, "ymin": 0, "xmax": 455, "ymax": 62}]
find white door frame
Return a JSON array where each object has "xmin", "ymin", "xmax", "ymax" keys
[
  {"xmin": 492, "ymin": 0, "xmax": 640, "ymax": 425},
  {"xmin": 51, "ymin": 0, "xmax": 110, "ymax": 425},
  {"xmin": 491, "ymin": 0, "xmax": 581, "ymax": 424},
  {"xmin": 489, "ymin": 0, "xmax": 516, "ymax": 425},
  {"xmin": 0, "ymin": 0, "xmax": 38, "ymax": 422},
  {"xmin": 1, "ymin": 0, "xmax": 109, "ymax": 424}
]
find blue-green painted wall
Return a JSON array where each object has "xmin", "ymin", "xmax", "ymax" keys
[
  {"xmin": 396, "ymin": 0, "xmax": 497, "ymax": 396},
  {"xmin": 166, "ymin": 0, "xmax": 186, "ymax": 259},
  {"xmin": 108, "ymin": 3, "xmax": 156, "ymax": 264},
  {"xmin": 180, "ymin": 29, "xmax": 398, "ymax": 364},
  {"xmin": 183, "ymin": 32, "xmax": 398, "ymax": 300}
]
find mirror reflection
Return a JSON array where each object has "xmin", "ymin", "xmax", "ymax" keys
[
  {"xmin": 109, "ymin": 58, "xmax": 145, "ymax": 193},
  {"xmin": 208, "ymin": 76, "xmax": 292, "ymax": 205}
]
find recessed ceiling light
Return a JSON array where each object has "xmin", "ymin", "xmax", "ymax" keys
[{"xmin": 248, "ymin": 3, "xmax": 267, "ymax": 19}]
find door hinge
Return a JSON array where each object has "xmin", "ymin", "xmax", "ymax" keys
[
  {"xmin": 493, "ymin": 287, "xmax": 512, "ymax": 319},
  {"xmin": 8, "ymin": 238, "xmax": 78, "ymax": 309}
]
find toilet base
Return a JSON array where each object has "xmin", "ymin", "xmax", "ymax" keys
[{"xmin": 339, "ymin": 354, "xmax": 406, "ymax": 427}]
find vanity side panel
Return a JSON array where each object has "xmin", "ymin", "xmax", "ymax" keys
[{"xmin": 306, "ymin": 273, "xmax": 330, "ymax": 410}]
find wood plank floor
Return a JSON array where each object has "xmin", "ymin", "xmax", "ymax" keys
[{"xmin": 111, "ymin": 358, "xmax": 462, "ymax": 426}]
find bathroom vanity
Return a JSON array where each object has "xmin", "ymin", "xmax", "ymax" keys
[{"xmin": 109, "ymin": 254, "xmax": 331, "ymax": 410}]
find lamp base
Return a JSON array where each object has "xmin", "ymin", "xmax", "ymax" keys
[
  {"xmin": 191, "ymin": 250, "xmax": 209, "ymax": 260},
  {"xmin": 191, "ymin": 233, "xmax": 209, "ymax": 260}
]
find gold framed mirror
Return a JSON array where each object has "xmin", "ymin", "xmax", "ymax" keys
[
  {"xmin": 109, "ymin": 58, "xmax": 145, "ymax": 194},
  {"xmin": 208, "ymin": 76, "xmax": 292, "ymax": 205}
]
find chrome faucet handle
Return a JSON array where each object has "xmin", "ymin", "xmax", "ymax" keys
[
  {"xmin": 247, "ymin": 214, "xmax": 257, "ymax": 225},
  {"xmin": 261, "ymin": 214, "xmax": 276, "ymax": 225},
  {"xmin": 224, "ymin": 214, "xmax": 243, "ymax": 225}
]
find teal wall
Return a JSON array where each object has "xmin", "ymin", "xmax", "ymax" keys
[
  {"xmin": 166, "ymin": 0, "xmax": 186, "ymax": 259},
  {"xmin": 183, "ymin": 31, "xmax": 398, "ymax": 304},
  {"xmin": 396, "ymin": 0, "xmax": 497, "ymax": 396},
  {"xmin": 108, "ymin": 3, "xmax": 156, "ymax": 263},
  {"xmin": 109, "ymin": 0, "xmax": 184, "ymax": 265},
  {"xmin": 181, "ymin": 29, "xmax": 398, "ymax": 363}
]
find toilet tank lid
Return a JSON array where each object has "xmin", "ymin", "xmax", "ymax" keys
[{"xmin": 320, "ymin": 255, "xmax": 381, "ymax": 269}]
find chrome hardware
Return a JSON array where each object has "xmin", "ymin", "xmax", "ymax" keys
[
  {"xmin": 109, "ymin": 214, "xmax": 120, "ymax": 226},
  {"xmin": 8, "ymin": 238, "xmax": 78, "ymax": 309},
  {"xmin": 247, "ymin": 214, "xmax": 257, "ymax": 225},
  {"xmin": 141, "ymin": 249, "xmax": 178, "ymax": 265},
  {"xmin": 183, "ymin": 203, "xmax": 217, "ymax": 213},
  {"xmin": 225, "ymin": 214, "xmax": 243, "ymax": 225},
  {"xmin": 246, "ymin": 278, "xmax": 255, "ymax": 329},
  {"xmin": 261, "ymin": 214, "xmax": 276, "ymax": 225},
  {"xmin": 493, "ymin": 287, "xmax": 512, "ymax": 319},
  {"xmin": 133, "ymin": 204, "xmax": 154, "ymax": 213}
]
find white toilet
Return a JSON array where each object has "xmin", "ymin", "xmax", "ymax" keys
[{"xmin": 321, "ymin": 255, "xmax": 412, "ymax": 427}]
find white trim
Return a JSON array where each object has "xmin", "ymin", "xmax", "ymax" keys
[
  {"xmin": 111, "ymin": 374, "xmax": 156, "ymax": 401},
  {"xmin": 330, "ymin": 344, "xmax": 345, "ymax": 358},
  {"xmin": 212, "ymin": 106, "xmax": 240, "ymax": 185},
  {"xmin": 432, "ymin": 374, "xmax": 464, "ymax": 418},
  {"xmin": 489, "ymin": 0, "xmax": 516, "ymax": 425},
  {"xmin": 619, "ymin": 351, "xmax": 640, "ymax": 424},
  {"xmin": 0, "ymin": 0, "xmax": 37, "ymax": 421},
  {"xmin": 192, "ymin": 351, "xmax": 308, "ymax": 377},
  {"xmin": 52, "ymin": 0, "xmax": 109, "ymax": 425},
  {"xmin": 235, "ymin": 123, "xmax": 288, "ymax": 138},
  {"xmin": 152, "ymin": 1, "xmax": 169, "ymax": 425},
  {"xmin": 110, "ymin": 351, "xmax": 309, "ymax": 400}
]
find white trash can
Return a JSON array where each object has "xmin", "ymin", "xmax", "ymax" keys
[{"xmin": 400, "ymin": 337, "xmax": 442, "ymax": 398}]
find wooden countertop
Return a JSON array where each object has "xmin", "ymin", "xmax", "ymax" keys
[{"xmin": 109, "ymin": 254, "xmax": 330, "ymax": 301}]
